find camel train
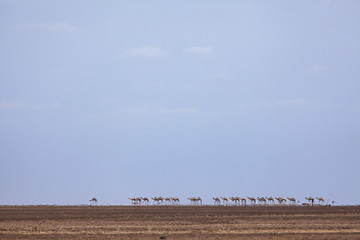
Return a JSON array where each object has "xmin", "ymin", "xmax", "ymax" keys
[{"xmin": 122, "ymin": 196, "xmax": 327, "ymax": 206}]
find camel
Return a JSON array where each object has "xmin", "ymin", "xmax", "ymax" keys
[
  {"xmin": 316, "ymin": 197, "xmax": 325, "ymax": 204},
  {"xmin": 221, "ymin": 197, "xmax": 229, "ymax": 206},
  {"xmin": 240, "ymin": 198, "xmax": 247, "ymax": 205},
  {"xmin": 187, "ymin": 197, "xmax": 196, "ymax": 205},
  {"xmin": 171, "ymin": 197, "xmax": 180, "ymax": 204},
  {"xmin": 248, "ymin": 197, "xmax": 256, "ymax": 204},
  {"xmin": 305, "ymin": 197, "xmax": 315, "ymax": 206},
  {"xmin": 135, "ymin": 197, "xmax": 142, "ymax": 204},
  {"xmin": 287, "ymin": 197, "xmax": 296, "ymax": 204},
  {"xmin": 164, "ymin": 197, "xmax": 172, "ymax": 205},
  {"xmin": 257, "ymin": 197, "xmax": 267, "ymax": 205},
  {"xmin": 141, "ymin": 197, "xmax": 149, "ymax": 204},
  {"xmin": 213, "ymin": 197, "xmax": 221, "ymax": 205},
  {"xmin": 128, "ymin": 197, "xmax": 137, "ymax": 205},
  {"xmin": 266, "ymin": 197, "xmax": 275, "ymax": 205},
  {"xmin": 188, "ymin": 197, "xmax": 202, "ymax": 205},
  {"xmin": 230, "ymin": 197, "xmax": 240, "ymax": 205},
  {"xmin": 151, "ymin": 197, "xmax": 159, "ymax": 204},
  {"xmin": 152, "ymin": 197, "xmax": 163, "ymax": 204},
  {"xmin": 275, "ymin": 197, "xmax": 286, "ymax": 204},
  {"xmin": 187, "ymin": 197, "xmax": 197, "ymax": 205},
  {"xmin": 89, "ymin": 197, "xmax": 98, "ymax": 205}
]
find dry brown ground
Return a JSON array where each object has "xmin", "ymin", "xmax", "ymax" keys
[{"xmin": 0, "ymin": 205, "xmax": 360, "ymax": 239}]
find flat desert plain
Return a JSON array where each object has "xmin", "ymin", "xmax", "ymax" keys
[{"xmin": 1, "ymin": 205, "xmax": 360, "ymax": 239}]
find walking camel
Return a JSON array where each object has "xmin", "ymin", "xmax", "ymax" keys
[
  {"xmin": 248, "ymin": 197, "xmax": 256, "ymax": 204},
  {"xmin": 89, "ymin": 197, "xmax": 98, "ymax": 205},
  {"xmin": 257, "ymin": 197, "xmax": 267, "ymax": 205},
  {"xmin": 275, "ymin": 197, "xmax": 286, "ymax": 204},
  {"xmin": 188, "ymin": 197, "xmax": 202, "ymax": 205},
  {"xmin": 266, "ymin": 197, "xmax": 275, "ymax": 205},
  {"xmin": 240, "ymin": 198, "xmax": 247, "ymax": 205},
  {"xmin": 141, "ymin": 197, "xmax": 149, "ymax": 204},
  {"xmin": 213, "ymin": 197, "xmax": 221, "ymax": 205},
  {"xmin": 128, "ymin": 197, "xmax": 141, "ymax": 205},
  {"xmin": 152, "ymin": 197, "xmax": 164, "ymax": 204},
  {"xmin": 221, "ymin": 197, "xmax": 229, "ymax": 206},
  {"xmin": 188, "ymin": 197, "xmax": 196, "ymax": 205},
  {"xmin": 287, "ymin": 197, "xmax": 296, "ymax": 204},
  {"xmin": 230, "ymin": 197, "xmax": 240, "ymax": 205},
  {"xmin": 171, "ymin": 197, "xmax": 180, "ymax": 204},
  {"xmin": 316, "ymin": 197, "xmax": 325, "ymax": 205},
  {"xmin": 305, "ymin": 197, "xmax": 315, "ymax": 206},
  {"xmin": 164, "ymin": 197, "xmax": 172, "ymax": 205},
  {"xmin": 128, "ymin": 197, "xmax": 135, "ymax": 204}
]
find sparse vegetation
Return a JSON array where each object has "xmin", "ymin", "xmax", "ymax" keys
[{"xmin": 0, "ymin": 205, "xmax": 359, "ymax": 239}]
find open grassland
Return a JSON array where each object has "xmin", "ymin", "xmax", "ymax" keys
[{"xmin": 1, "ymin": 205, "xmax": 360, "ymax": 239}]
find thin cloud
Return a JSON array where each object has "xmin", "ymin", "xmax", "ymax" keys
[
  {"xmin": 0, "ymin": 99, "xmax": 58, "ymax": 110},
  {"xmin": 99, "ymin": 102, "xmax": 198, "ymax": 116},
  {"xmin": 238, "ymin": 98, "xmax": 319, "ymax": 111},
  {"xmin": 270, "ymin": 98, "xmax": 309, "ymax": 106},
  {"xmin": 306, "ymin": 65, "xmax": 326, "ymax": 74},
  {"xmin": 207, "ymin": 72, "xmax": 234, "ymax": 82},
  {"xmin": 0, "ymin": 99, "xmax": 25, "ymax": 109},
  {"xmin": 16, "ymin": 22, "xmax": 78, "ymax": 33},
  {"xmin": 123, "ymin": 46, "xmax": 166, "ymax": 59},
  {"xmin": 119, "ymin": 106, "xmax": 198, "ymax": 116},
  {"xmin": 79, "ymin": 106, "xmax": 200, "ymax": 126},
  {"xmin": 154, "ymin": 107, "xmax": 198, "ymax": 115},
  {"xmin": 185, "ymin": 46, "xmax": 213, "ymax": 54}
]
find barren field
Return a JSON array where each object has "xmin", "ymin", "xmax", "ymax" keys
[{"xmin": 1, "ymin": 205, "xmax": 360, "ymax": 239}]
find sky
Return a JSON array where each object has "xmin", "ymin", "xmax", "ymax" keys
[{"xmin": 0, "ymin": 0, "xmax": 360, "ymax": 205}]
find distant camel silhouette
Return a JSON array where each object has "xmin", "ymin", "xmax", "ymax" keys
[
  {"xmin": 213, "ymin": 197, "xmax": 221, "ymax": 205},
  {"xmin": 305, "ymin": 197, "xmax": 314, "ymax": 206},
  {"xmin": 128, "ymin": 197, "xmax": 137, "ymax": 205},
  {"xmin": 152, "ymin": 197, "xmax": 163, "ymax": 204},
  {"xmin": 257, "ymin": 197, "xmax": 267, "ymax": 205},
  {"xmin": 275, "ymin": 197, "xmax": 286, "ymax": 204},
  {"xmin": 171, "ymin": 197, "xmax": 180, "ymax": 204},
  {"xmin": 164, "ymin": 197, "xmax": 172, "ymax": 205},
  {"xmin": 188, "ymin": 197, "xmax": 202, "ymax": 205},
  {"xmin": 220, "ymin": 197, "xmax": 228, "ymax": 205},
  {"xmin": 316, "ymin": 197, "xmax": 325, "ymax": 204},
  {"xmin": 248, "ymin": 197, "xmax": 256, "ymax": 204},
  {"xmin": 141, "ymin": 197, "xmax": 149, "ymax": 204},
  {"xmin": 188, "ymin": 197, "xmax": 197, "ymax": 205},
  {"xmin": 287, "ymin": 197, "xmax": 296, "ymax": 204},
  {"xmin": 89, "ymin": 197, "xmax": 98, "ymax": 205},
  {"xmin": 230, "ymin": 197, "xmax": 240, "ymax": 205},
  {"xmin": 266, "ymin": 197, "xmax": 275, "ymax": 205}
]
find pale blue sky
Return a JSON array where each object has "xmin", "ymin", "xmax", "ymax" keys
[{"xmin": 1, "ymin": 0, "xmax": 359, "ymax": 205}]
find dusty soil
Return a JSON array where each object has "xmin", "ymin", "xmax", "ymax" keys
[{"xmin": 0, "ymin": 205, "xmax": 360, "ymax": 239}]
